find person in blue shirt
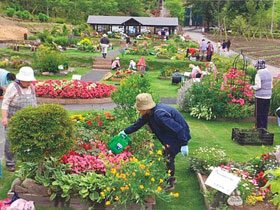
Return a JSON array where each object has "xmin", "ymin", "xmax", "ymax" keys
[
  {"xmin": 119, "ymin": 93, "xmax": 191, "ymax": 190},
  {"xmin": 0, "ymin": 69, "xmax": 16, "ymax": 98}
]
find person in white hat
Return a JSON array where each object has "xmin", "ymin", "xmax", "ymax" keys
[
  {"xmin": 2, "ymin": 66, "xmax": 37, "ymax": 172},
  {"xmin": 111, "ymin": 57, "xmax": 120, "ymax": 70},
  {"xmin": 119, "ymin": 93, "xmax": 191, "ymax": 191},
  {"xmin": 100, "ymin": 34, "xmax": 110, "ymax": 58}
]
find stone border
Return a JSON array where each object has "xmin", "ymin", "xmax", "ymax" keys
[
  {"xmin": 37, "ymin": 97, "xmax": 113, "ymax": 105},
  {"xmin": 8, "ymin": 191, "xmax": 155, "ymax": 210},
  {"xmin": 216, "ymin": 116, "xmax": 278, "ymax": 124},
  {"xmin": 196, "ymin": 172, "xmax": 214, "ymax": 210}
]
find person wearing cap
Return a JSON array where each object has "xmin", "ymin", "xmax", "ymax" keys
[
  {"xmin": 2, "ymin": 66, "xmax": 37, "ymax": 172},
  {"xmin": 0, "ymin": 68, "xmax": 16, "ymax": 98},
  {"xmin": 119, "ymin": 93, "xmax": 191, "ymax": 190},
  {"xmin": 112, "ymin": 57, "xmax": 120, "ymax": 70},
  {"xmin": 250, "ymin": 60, "xmax": 273, "ymax": 129},
  {"xmin": 100, "ymin": 34, "xmax": 110, "ymax": 58}
]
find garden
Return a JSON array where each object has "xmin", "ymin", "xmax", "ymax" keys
[{"xmin": 1, "ymin": 23, "xmax": 280, "ymax": 210}]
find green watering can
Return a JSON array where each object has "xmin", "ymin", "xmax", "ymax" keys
[{"xmin": 108, "ymin": 134, "xmax": 130, "ymax": 154}]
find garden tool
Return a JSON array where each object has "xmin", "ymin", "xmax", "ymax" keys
[{"xmin": 108, "ymin": 134, "xmax": 130, "ymax": 154}]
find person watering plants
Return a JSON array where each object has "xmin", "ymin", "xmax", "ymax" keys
[
  {"xmin": 0, "ymin": 69, "xmax": 16, "ymax": 99},
  {"xmin": 119, "ymin": 93, "xmax": 191, "ymax": 191},
  {"xmin": 2, "ymin": 66, "xmax": 37, "ymax": 172},
  {"xmin": 250, "ymin": 60, "xmax": 273, "ymax": 129}
]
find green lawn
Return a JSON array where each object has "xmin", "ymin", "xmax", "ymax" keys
[{"xmin": 1, "ymin": 114, "xmax": 279, "ymax": 210}]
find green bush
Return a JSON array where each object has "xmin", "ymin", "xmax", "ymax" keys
[
  {"xmin": 38, "ymin": 13, "xmax": 49, "ymax": 22},
  {"xmin": 28, "ymin": 36, "xmax": 36, "ymax": 41},
  {"xmin": 270, "ymin": 80, "xmax": 280, "ymax": 115},
  {"xmin": 34, "ymin": 46, "xmax": 69, "ymax": 73},
  {"xmin": 111, "ymin": 74, "xmax": 159, "ymax": 120},
  {"xmin": 15, "ymin": 10, "xmax": 23, "ymax": 18},
  {"xmin": 54, "ymin": 36, "xmax": 69, "ymax": 47},
  {"xmin": 55, "ymin": 17, "xmax": 65, "ymax": 24},
  {"xmin": 21, "ymin": 10, "xmax": 30, "ymax": 20},
  {"xmin": 8, "ymin": 104, "xmax": 75, "ymax": 163},
  {"xmin": 6, "ymin": 7, "xmax": 15, "ymax": 17},
  {"xmin": 225, "ymin": 103, "xmax": 254, "ymax": 119}
]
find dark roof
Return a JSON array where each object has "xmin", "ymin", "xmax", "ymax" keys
[{"xmin": 87, "ymin": 16, "xmax": 178, "ymax": 27}]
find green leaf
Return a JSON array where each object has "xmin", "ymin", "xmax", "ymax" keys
[{"xmin": 50, "ymin": 193, "xmax": 56, "ymax": 201}]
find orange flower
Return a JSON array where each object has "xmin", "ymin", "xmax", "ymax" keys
[
  {"xmin": 104, "ymin": 112, "xmax": 111, "ymax": 116},
  {"xmin": 110, "ymin": 116, "xmax": 115, "ymax": 120}
]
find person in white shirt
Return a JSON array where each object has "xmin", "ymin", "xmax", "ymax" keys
[{"xmin": 128, "ymin": 60, "xmax": 136, "ymax": 70}]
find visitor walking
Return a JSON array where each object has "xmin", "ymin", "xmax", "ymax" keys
[
  {"xmin": 100, "ymin": 34, "xmax": 110, "ymax": 58},
  {"xmin": 2, "ymin": 67, "xmax": 37, "ymax": 172},
  {"xmin": 200, "ymin": 39, "xmax": 208, "ymax": 61},
  {"xmin": 112, "ymin": 57, "xmax": 121, "ymax": 71},
  {"xmin": 0, "ymin": 69, "xmax": 16, "ymax": 98},
  {"xmin": 250, "ymin": 60, "xmax": 273, "ymax": 129},
  {"xmin": 226, "ymin": 39, "xmax": 231, "ymax": 52},
  {"xmin": 222, "ymin": 40, "xmax": 227, "ymax": 52},
  {"xmin": 119, "ymin": 93, "xmax": 191, "ymax": 191},
  {"xmin": 206, "ymin": 41, "xmax": 214, "ymax": 62},
  {"xmin": 125, "ymin": 35, "xmax": 131, "ymax": 49},
  {"xmin": 217, "ymin": 41, "xmax": 221, "ymax": 55}
]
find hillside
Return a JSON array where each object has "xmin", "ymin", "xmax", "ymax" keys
[{"xmin": 0, "ymin": 15, "xmax": 57, "ymax": 40}]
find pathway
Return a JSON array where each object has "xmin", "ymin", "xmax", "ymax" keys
[{"xmin": 184, "ymin": 27, "xmax": 280, "ymax": 77}]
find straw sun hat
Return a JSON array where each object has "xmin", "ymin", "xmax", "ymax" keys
[{"xmin": 134, "ymin": 93, "xmax": 156, "ymax": 111}]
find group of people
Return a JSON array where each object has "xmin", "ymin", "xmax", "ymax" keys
[
  {"xmin": 199, "ymin": 39, "xmax": 214, "ymax": 62},
  {"xmin": 157, "ymin": 29, "xmax": 170, "ymax": 40},
  {"xmin": 216, "ymin": 39, "xmax": 231, "ymax": 55},
  {"xmin": 111, "ymin": 58, "xmax": 136, "ymax": 71}
]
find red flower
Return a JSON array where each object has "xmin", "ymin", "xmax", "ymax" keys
[
  {"xmin": 87, "ymin": 120, "xmax": 92, "ymax": 125},
  {"xmin": 98, "ymin": 121, "xmax": 103, "ymax": 126}
]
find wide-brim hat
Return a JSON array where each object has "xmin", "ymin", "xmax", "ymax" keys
[
  {"xmin": 16, "ymin": 66, "xmax": 36, "ymax": 81},
  {"xmin": 116, "ymin": 57, "xmax": 120, "ymax": 60},
  {"xmin": 134, "ymin": 93, "xmax": 156, "ymax": 111}
]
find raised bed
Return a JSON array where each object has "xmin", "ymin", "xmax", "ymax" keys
[
  {"xmin": 37, "ymin": 97, "xmax": 113, "ymax": 105},
  {"xmin": 7, "ymin": 191, "xmax": 155, "ymax": 210}
]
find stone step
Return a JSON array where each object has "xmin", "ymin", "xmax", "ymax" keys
[
  {"xmin": 92, "ymin": 68, "xmax": 111, "ymax": 71},
  {"xmin": 93, "ymin": 59, "xmax": 112, "ymax": 65},
  {"xmin": 93, "ymin": 64, "xmax": 112, "ymax": 69}
]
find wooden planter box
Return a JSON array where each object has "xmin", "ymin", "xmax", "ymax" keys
[
  {"xmin": 232, "ymin": 128, "xmax": 274, "ymax": 146},
  {"xmin": 8, "ymin": 191, "xmax": 155, "ymax": 210}
]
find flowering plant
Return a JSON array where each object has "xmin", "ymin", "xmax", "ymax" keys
[
  {"xmin": 113, "ymin": 70, "xmax": 134, "ymax": 79},
  {"xmin": 34, "ymin": 80, "xmax": 117, "ymax": 99}
]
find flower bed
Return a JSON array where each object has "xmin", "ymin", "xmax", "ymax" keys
[
  {"xmin": 34, "ymin": 80, "xmax": 117, "ymax": 99},
  {"xmin": 110, "ymin": 70, "xmax": 135, "ymax": 81},
  {"xmin": 189, "ymin": 146, "xmax": 280, "ymax": 209}
]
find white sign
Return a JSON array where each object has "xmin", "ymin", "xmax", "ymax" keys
[
  {"xmin": 72, "ymin": 74, "xmax": 81, "ymax": 80},
  {"xmin": 205, "ymin": 167, "xmax": 241, "ymax": 195}
]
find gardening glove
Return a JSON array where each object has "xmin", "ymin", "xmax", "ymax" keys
[
  {"xmin": 118, "ymin": 130, "xmax": 126, "ymax": 136},
  {"xmin": 181, "ymin": 145, "xmax": 189, "ymax": 156}
]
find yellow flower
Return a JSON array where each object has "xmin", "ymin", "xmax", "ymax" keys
[
  {"xmin": 132, "ymin": 172, "xmax": 136, "ymax": 176},
  {"xmin": 111, "ymin": 168, "xmax": 117, "ymax": 174},
  {"xmin": 140, "ymin": 185, "xmax": 144, "ymax": 189},
  {"xmin": 159, "ymin": 179, "xmax": 164, "ymax": 184},
  {"xmin": 140, "ymin": 164, "xmax": 146, "ymax": 169},
  {"xmin": 169, "ymin": 192, "xmax": 173, "ymax": 195},
  {"xmin": 121, "ymin": 187, "xmax": 125, "ymax": 191},
  {"xmin": 125, "ymin": 185, "xmax": 129, "ymax": 190},
  {"xmin": 105, "ymin": 201, "xmax": 110, "ymax": 206},
  {"xmin": 174, "ymin": 193, "xmax": 179, "ymax": 198},
  {"xmin": 115, "ymin": 196, "xmax": 119, "ymax": 201},
  {"xmin": 151, "ymin": 178, "xmax": 155, "ymax": 182},
  {"xmin": 120, "ymin": 173, "xmax": 126, "ymax": 179},
  {"xmin": 150, "ymin": 143, "xmax": 154, "ymax": 148},
  {"xmin": 149, "ymin": 163, "xmax": 153, "ymax": 166},
  {"xmin": 106, "ymin": 187, "xmax": 111, "ymax": 191},
  {"xmin": 145, "ymin": 172, "xmax": 150, "ymax": 176},
  {"xmin": 116, "ymin": 173, "xmax": 120, "ymax": 178},
  {"xmin": 100, "ymin": 192, "xmax": 105, "ymax": 197},
  {"xmin": 157, "ymin": 150, "xmax": 162, "ymax": 155},
  {"xmin": 158, "ymin": 157, "xmax": 161, "ymax": 161},
  {"xmin": 168, "ymin": 170, "xmax": 171, "ymax": 174},
  {"xmin": 156, "ymin": 186, "xmax": 162, "ymax": 192},
  {"xmin": 149, "ymin": 151, "xmax": 153, "ymax": 155}
]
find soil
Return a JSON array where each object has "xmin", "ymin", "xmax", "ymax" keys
[
  {"xmin": 206, "ymin": 35, "xmax": 280, "ymax": 68},
  {"xmin": 0, "ymin": 15, "xmax": 56, "ymax": 40}
]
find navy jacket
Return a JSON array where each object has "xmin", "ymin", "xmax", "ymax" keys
[{"xmin": 124, "ymin": 104, "xmax": 191, "ymax": 154}]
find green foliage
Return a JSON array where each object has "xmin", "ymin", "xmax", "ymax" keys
[
  {"xmin": 270, "ymin": 80, "xmax": 280, "ymax": 115},
  {"xmin": 54, "ymin": 36, "xmax": 69, "ymax": 47},
  {"xmin": 15, "ymin": 10, "xmax": 23, "ymax": 18},
  {"xmin": 264, "ymin": 167, "xmax": 280, "ymax": 209},
  {"xmin": 6, "ymin": 7, "xmax": 15, "ymax": 17},
  {"xmin": 28, "ymin": 36, "xmax": 36, "ymax": 41},
  {"xmin": 38, "ymin": 13, "xmax": 49, "ymax": 22},
  {"xmin": 55, "ymin": 18, "xmax": 65, "ymax": 24},
  {"xmin": 225, "ymin": 103, "xmax": 254, "ymax": 119},
  {"xmin": 21, "ymin": 10, "xmax": 30, "ymax": 19},
  {"xmin": 34, "ymin": 46, "xmax": 69, "ymax": 73},
  {"xmin": 7, "ymin": 104, "xmax": 76, "ymax": 164},
  {"xmin": 111, "ymin": 74, "xmax": 158, "ymax": 120},
  {"xmin": 190, "ymin": 104, "xmax": 216, "ymax": 120}
]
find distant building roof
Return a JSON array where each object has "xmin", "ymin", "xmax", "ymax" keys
[{"xmin": 87, "ymin": 16, "xmax": 178, "ymax": 27}]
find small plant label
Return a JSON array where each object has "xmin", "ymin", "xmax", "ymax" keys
[
  {"xmin": 205, "ymin": 167, "xmax": 241, "ymax": 195},
  {"xmin": 72, "ymin": 74, "xmax": 81, "ymax": 80}
]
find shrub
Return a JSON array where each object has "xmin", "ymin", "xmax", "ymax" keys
[
  {"xmin": 28, "ymin": 36, "xmax": 36, "ymax": 41},
  {"xmin": 34, "ymin": 46, "xmax": 69, "ymax": 73},
  {"xmin": 8, "ymin": 104, "xmax": 75, "ymax": 164},
  {"xmin": 111, "ymin": 74, "xmax": 159, "ymax": 120},
  {"xmin": 38, "ymin": 13, "xmax": 49, "ymax": 22},
  {"xmin": 55, "ymin": 17, "xmax": 65, "ymax": 24},
  {"xmin": 15, "ymin": 10, "xmax": 23, "ymax": 18},
  {"xmin": 6, "ymin": 8, "xmax": 15, "ymax": 17},
  {"xmin": 54, "ymin": 36, "xmax": 69, "ymax": 47},
  {"xmin": 21, "ymin": 10, "xmax": 30, "ymax": 20},
  {"xmin": 270, "ymin": 79, "xmax": 280, "ymax": 115}
]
